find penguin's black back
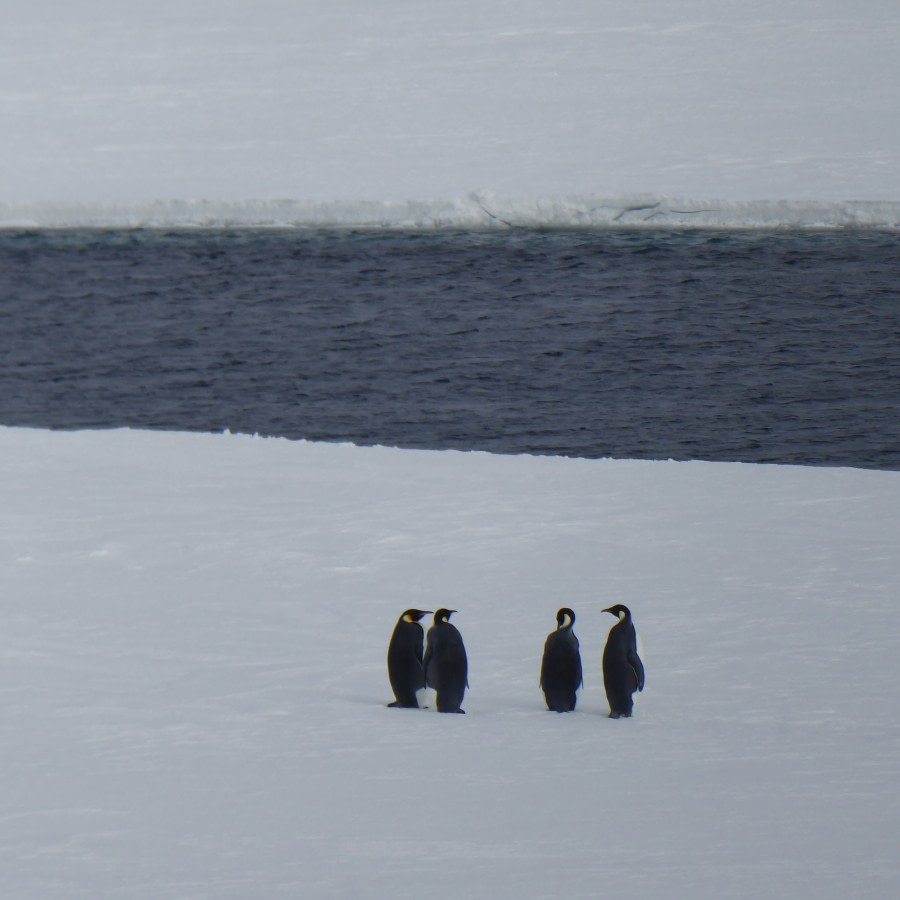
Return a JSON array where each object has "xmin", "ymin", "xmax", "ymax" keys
[
  {"xmin": 602, "ymin": 604, "xmax": 645, "ymax": 718},
  {"xmin": 540, "ymin": 608, "xmax": 582, "ymax": 712},
  {"xmin": 423, "ymin": 609, "xmax": 468, "ymax": 713},
  {"xmin": 387, "ymin": 609, "xmax": 429, "ymax": 708}
]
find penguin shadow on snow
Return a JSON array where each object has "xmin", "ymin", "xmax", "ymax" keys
[{"xmin": 385, "ymin": 605, "xmax": 643, "ymax": 718}]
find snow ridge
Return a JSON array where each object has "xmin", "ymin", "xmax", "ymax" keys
[{"xmin": 2, "ymin": 194, "xmax": 898, "ymax": 230}]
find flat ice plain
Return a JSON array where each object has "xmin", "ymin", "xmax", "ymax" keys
[
  {"xmin": 1, "ymin": 0, "xmax": 898, "ymax": 227},
  {"xmin": 3, "ymin": 427, "xmax": 899, "ymax": 898}
]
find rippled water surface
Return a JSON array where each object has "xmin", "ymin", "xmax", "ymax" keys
[{"xmin": 2, "ymin": 228, "xmax": 898, "ymax": 468}]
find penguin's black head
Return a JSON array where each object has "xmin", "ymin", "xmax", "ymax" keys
[
  {"xmin": 434, "ymin": 608, "xmax": 457, "ymax": 623},
  {"xmin": 401, "ymin": 609, "xmax": 432, "ymax": 623},
  {"xmin": 603, "ymin": 604, "xmax": 631, "ymax": 622},
  {"xmin": 556, "ymin": 607, "xmax": 576, "ymax": 628}
]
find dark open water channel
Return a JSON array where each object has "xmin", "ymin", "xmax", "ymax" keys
[{"xmin": 1, "ymin": 228, "xmax": 898, "ymax": 469}]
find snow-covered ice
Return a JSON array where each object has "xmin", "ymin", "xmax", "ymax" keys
[
  {"xmin": 2, "ymin": 0, "xmax": 898, "ymax": 228},
  {"xmin": 3, "ymin": 1, "xmax": 900, "ymax": 895},
  {"xmin": 2, "ymin": 426, "xmax": 898, "ymax": 898}
]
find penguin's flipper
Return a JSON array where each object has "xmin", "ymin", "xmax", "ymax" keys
[{"xmin": 629, "ymin": 650, "xmax": 645, "ymax": 692}]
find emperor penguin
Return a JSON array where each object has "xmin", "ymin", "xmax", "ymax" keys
[
  {"xmin": 601, "ymin": 604, "xmax": 645, "ymax": 718},
  {"xmin": 540, "ymin": 607, "xmax": 583, "ymax": 712},
  {"xmin": 423, "ymin": 608, "xmax": 468, "ymax": 713},
  {"xmin": 386, "ymin": 609, "xmax": 432, "ymax": 708}
]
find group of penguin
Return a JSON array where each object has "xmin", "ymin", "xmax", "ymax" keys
[{"xmin": 387, "ymin": 605, "xmax": 644, "ymax": 718}]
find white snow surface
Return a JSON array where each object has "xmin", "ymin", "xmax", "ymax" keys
[
  {"xmin": 3, "ymin": 0, "xmax": 899, "ymax": 228},
  {"xmin": 2, "ymin": 425, "xmax": 899, "ymax": 898},
  {"xmin": 4, "ymin": 1, "xmax": 900, "ymax": 891}
]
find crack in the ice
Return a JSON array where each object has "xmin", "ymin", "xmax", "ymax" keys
[
  {"xmin": 615, "ymin": 202, "xmax": 721, "ymax": 222},
  {"xmin": 612, "ymin": 202, "xmax": 661, "ymax": 221},
  {"xmin": 475, "ymin": 202, "xmax": 513, "ymax": 228}
]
